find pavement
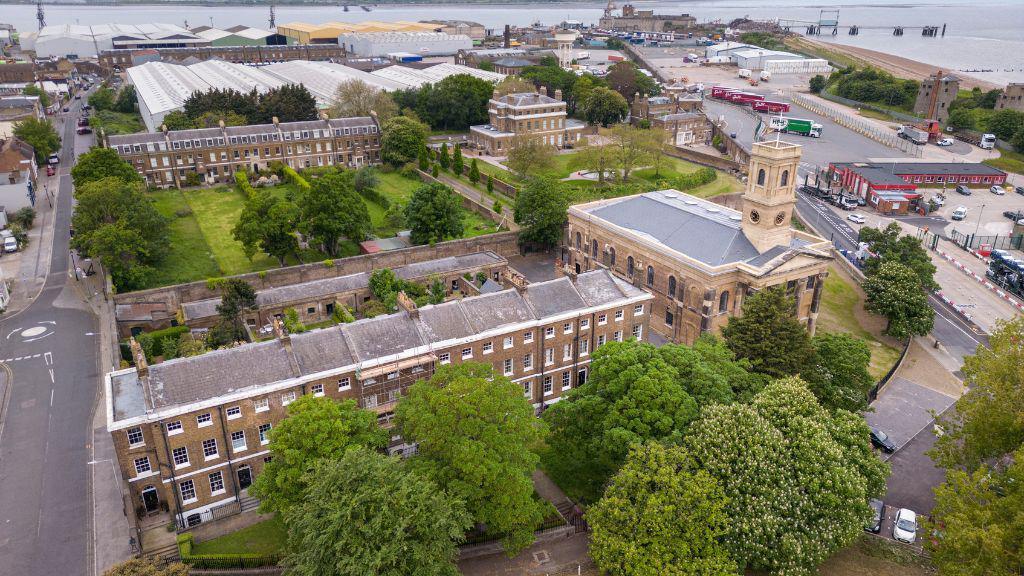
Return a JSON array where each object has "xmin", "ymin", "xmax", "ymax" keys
[{"xmin": 0, "ymin": 87, "xmax": 131, "ymax": 576}]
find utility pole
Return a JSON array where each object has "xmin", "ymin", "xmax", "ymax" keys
[
  {"xmin": 36, "ymin": 0, "xmax": 46, "ymax": 31},
  {"xmin": 268, "ymin": 5, "xmax": 276, "ymax": 29}
]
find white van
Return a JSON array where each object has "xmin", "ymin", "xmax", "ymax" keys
[
  {"xmin": 951, "ymin": 206, "xmax": 968, "ymax": 221},
  {"xmin": 738, "ymin": 68, "xmax": 751, "ymax": 79},
  {"xmin": 3, "ymin": 236, "xmax": 18, "ymax": 253}
]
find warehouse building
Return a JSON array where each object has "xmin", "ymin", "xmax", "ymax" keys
[
  {"xmin": 22, "ymin": 23, "xmax": 208, "ymax": 59},
  {"xmin": 191, "ymin": 25, "xmax": 292, "ymax": 47},
  {"xmin": 369, "ymin": 62, "xmax": 504, "ymax": 88},
  {"xmin": 277, "ymin": 21, "xmax": 437, "ymax": 44},
  {"xmin": 262, "ymin": 60, "xmax": 406, "ymax": 100},
  {"xmin": 339, "ymin": 31, "xmax": 472, "ymax": 58},
  {"xmin": 420, "ymin": 20, "xmax": 487, "ymax": 41}
]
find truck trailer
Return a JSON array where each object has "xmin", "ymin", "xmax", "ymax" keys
[
  {"xmin": 897, "ymin": 125, "xmax": 928, "ymax": 145},
  {"xmin": 768, "ymin": 117, "xmax": 822, "ymax": 138},
  {"xmin": 752, "ymin": 100, "xmax": 791, "ymax": 113}
]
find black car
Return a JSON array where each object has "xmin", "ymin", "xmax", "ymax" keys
[
  {"xmin": 870, "ymin": 428, "xmax": 896, "ymax": 453},
  {"xmin": 1003, "ymin": 210, "xmax": 1024, "ymax": 221},
  {"xmin": 1016, "ymin": 186, "xmax": 1024, "ymax": 196},
  {"xmin": 865, "ymin": 499, "xmax": 884, "ymax": 533},
  {"xmin": 956, "ymin": 185, "xmax": 972, "ymax": 196}
]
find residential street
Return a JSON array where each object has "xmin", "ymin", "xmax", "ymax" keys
[{"xmin": 0, "ymin": 94, "xmax": 114, "ymax": 576}]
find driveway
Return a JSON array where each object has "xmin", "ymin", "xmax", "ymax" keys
[{"xmin": 865, "ymin": 376, "xmax": 957, "ymax": 454}]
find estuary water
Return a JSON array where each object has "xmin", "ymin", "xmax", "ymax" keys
[{"xmin": 2, "ymin": 0, "xmax": 1023, "ymax": 84}]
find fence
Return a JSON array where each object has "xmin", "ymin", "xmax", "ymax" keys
[
  {"xmin": 790, "ymin": 94, "xmax": 924, "ymax": 157},
  {"xmin": 819, "ymin": 90, "xmax": 924, "ymax": 125},
  {"xmin": 949, "ymin": 229, "xmax": 1024, "ymax": 251}
]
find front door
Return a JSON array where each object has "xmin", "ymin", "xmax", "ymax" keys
[
  {"xmin": 237, "ymin": 466, "xmax": 252, "ymax": 490},
  {"xmin": 141, "ymin": 486, "xmax": 159, "ymax": 513}
]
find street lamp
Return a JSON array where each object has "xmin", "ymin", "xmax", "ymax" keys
[{"xmin": 973, "ymin": 202, "xmax": 986, "ymax": 241}]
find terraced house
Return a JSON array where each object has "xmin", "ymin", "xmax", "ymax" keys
[
  {"xmin": 106, "ymin": 269, "xmax": 652, "ymax": 528},
  {"xmin": 104, "ymin": 115, "xmax": 381, "ymax": 188}
]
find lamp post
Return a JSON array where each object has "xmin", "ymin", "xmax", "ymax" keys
[{"xmin": 973, "ymin": 203, "xmax": 986, "ymax": 245}]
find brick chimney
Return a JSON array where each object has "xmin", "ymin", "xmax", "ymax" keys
[
  {"xmin": 554, "ymin": 88, "xmax": 563, "ymax": 101},
  {"xmin": 129, "ymin": 337, "xmax": 148, "ymax": 378},
  {"xmin": 504, "ymin": 269, "xmax": 529, "ymax": 294},
  {"xmin": 273, "ymin": 316, "xmax": 290, "ymax": 348},
  {"xmin": 396, "ymin": 290, "xmax": 418, "ymax": 318}
]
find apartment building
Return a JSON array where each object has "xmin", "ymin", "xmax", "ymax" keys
[
  {"xmin": 469, "ymin": 88, "xmax": 586, "ymax": 156},
  {"xmin": 105, "ymin": 116, "xmax": 381, "ymax": 188},
  {"xmin": 106, "ymin": 269, "xmax": 651, "ymax": 528}
]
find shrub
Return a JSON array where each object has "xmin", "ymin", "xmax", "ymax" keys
[
  {"xmin": 360, "ymin": 300, "xmax": 389, "ymax": 318},
  {"xmin": 431, "ymin": 164, "xmax": 439, "ymax": 178},
  {"xmin": 174, "ymin": 207, "xmax": 193, "ymax": 218},
  {"xmin": 11, "ymin": 207, "xmax": 35, "ymax": 229},
  {"xmin": 281, "ymin": 165, "xmax": 311, "ymax": 195},
  {"xmin": 486, "ymin": 175, "xmax": 494, "ymax": 193},
  {"xmin": 184, "ymin": 172, "xmax": 201, "ymax": 187},
  {"xmin": 323, "ymin": 259, "xmax": 334, "ymax": 267},
  {"xmin": 492, "ymin": 200, "xmax": 502, "ymax": 214},
  {"xmin": 234, "ymin": 171, "xmax": 256, "ymax": 199},
  {"xmin": 333, "ymin": 306, "xmax": 356, "ymax": 323},
  {"xmin": 475, "ymin": 271, "xmax": 487, "ymax": 285}
]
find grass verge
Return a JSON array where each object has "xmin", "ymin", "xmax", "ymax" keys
[
  {"xmin": 984, "ymin": 149, "xmax": 1024, "ymax": 175},
  {"xmin": 190, "ymin": 516, "xmax": 286, "ymax": 556}
]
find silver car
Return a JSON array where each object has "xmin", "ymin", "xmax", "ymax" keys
[{"xmin": 893, "ymin": 508, "xmax": 917, "ymax": 544}]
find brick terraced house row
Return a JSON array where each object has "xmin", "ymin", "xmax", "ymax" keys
[
  {"xmin": 106, "ymin": 269, "xmax": 652, "ymax": 528},
  {"xmin": 565, "ymin": 139, "xmax": 834, "ymax": 344},
  {"xmin": 105, "ymin": 115, "xmax": 381, "ymax": 188}
]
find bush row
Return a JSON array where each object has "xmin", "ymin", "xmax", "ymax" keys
[
  {"xmin": 135, "ymin": 325, "xmax": 190, "ymax": 362},
  {"xmin": 234, "ymin": 171, "xmax": 256, "ymax": 199},
  {"xmin": 176, "ymin": 533, "xmax": 281, "ymax": 570}
]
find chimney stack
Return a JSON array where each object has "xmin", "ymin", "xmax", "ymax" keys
[
  {"xmin": 504, "ymin": 269, "xmax": 529, "ymax": 294},
  {"xmin": 273, "ymin": 316, "xmax": 290, "ymax": 348},
  {"xmin": 129, "ymin": 338, "xmax": 149, "ymax": 378},
  {"xmin": 554, "ymin": 88, "xmax": 563, "ymax": 101},
  {"xmin": 396, "ymin": 290, "xmax": 418, "ymax": 318}
]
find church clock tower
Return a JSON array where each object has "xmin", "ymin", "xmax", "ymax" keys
[{"xmin": 741, "ymin": 139, "xmax": 802, "ymax": 253}]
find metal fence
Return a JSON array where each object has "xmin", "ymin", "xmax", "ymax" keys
[
  {"xmin": 949, "ymin": 229, "xmax": 1024, "ymax": 251},
  {"xmin": 819, "ymin": 90, "xmax": 924, "ymax": 124},
  {"xmin": 791, "ymin": 94, "xmax": 924, "ymax": 157}
]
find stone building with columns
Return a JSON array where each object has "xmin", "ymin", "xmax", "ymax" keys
[{"xmin": 565, "ymin": 139, "xmax": 833, "ymax": 344}]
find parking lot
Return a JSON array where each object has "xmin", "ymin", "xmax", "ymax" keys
[{"xmin": 932, "ymin": 183, "xmax": 1024, "ymax": 238}]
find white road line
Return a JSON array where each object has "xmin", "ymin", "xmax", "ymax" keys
[
  {"xmin": 50, "ymin": 388, "xmax": 54, "ymax": 406},
  {"xmin": 44, "ymin": 352, "xmax": 53, "ymax": 366},
  {"xmin": 48, "ymin": 368, "xmax": 54, "ymax": 384}
]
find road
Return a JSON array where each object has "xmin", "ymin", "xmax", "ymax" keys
[{"xmin": 0, "ymin": 91, "xmax": 103, "ymax": 576}]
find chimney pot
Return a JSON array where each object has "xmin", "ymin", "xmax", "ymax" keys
[{"xmin": 129, "ymin": 338, "xmax": 149, "ymax": 378}]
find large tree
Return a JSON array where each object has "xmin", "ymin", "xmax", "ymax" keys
[
  {"xmin": 575, "ymin": 142, "xmax": 618, "ymax": 184},
  {"xmin": 71, "ymin": 147, "xmax": 142, "ymax": 188},
  {"xmin": 588, "ymin": 442, "xmax": 737, "ymax": 576},
  {"xmin": 862, "ymin": 261, "xmax": 934, "ymax": 340},
  {"xmin": 685, "ymin": 377, "xmax": 888, "ymax": 575},
  {"xmin": 13, "ymin": 117, "xmax": 60, "ymax": 163},
  {"xmin": 215, "ymin": 278, "xmax": 257, "ymax": 339},
  {"xmin": 114, "ymin": 84, "xmax": 137, "ymax": 114},
  {"xmin": 21, "ymin": 84, "xmax": 51, "ymax": 108},
  {"xmin": 299, "ymin": 171, "xmax": 370, "ymax": 255},
  {"xmin": 806, "ymin": 332, "xmax": 874, "ymax": 412},
  {"xmin": 396, "ymin": 363, "xmax": 545, "ymax": 555},
  {"xmin": 858, "ymin": 222, "xmax": 937, "ymax": 290},
  {"xmin": 414, "ymin": 74, "xmax": 493, "ymax": 130},
  {"xmin": 606, "ymin": 124, "xmax": 655, "ymax": 182},
  {"xmin": 255, "ymin": 84, "xmax": 318, "ymax": 124},
  {"xmin": 380, "ymin": 115, "xmax": 428, "ymax": 166},
  {"xmin": 88, "ymin": 86, "xmax": 116, "ymax": 111},
  {"xmin": 721, "ymin": 286, "xmax": 815, "ymax": 379},
  {"xmin": 987, "ymin": 108, "xmax": 1024, "ymax": 141},
  {"xmin": 581, "ymin": 87, "xmax": 629, "ymax": 127},
  {"xmin": 251, "ymin": 395, "xmax": 387, "ymax": 515},
  {"xmin": 605, "ymin": 61, "xmax": 658, "ymax": 103},
  {"xmin": 329, "ymin": 79, "xmax": 398, "ymax": 123},
  {"xmin": 541, "ymin": 340, "xmax": 700, "ymax": 502},
  {"xmin": 505, "ymin": 135, "xmax": 556, "ymax": 179},
  {"xmin": 493, "ymin": 76, "xmax": 536, "ymax": 96},
  {"xmin": 283, "ymin": 448, "xmax": 471, "ymax": 576},
  {"xmin": 513, "ymin": 176, "xmax": 570, "ymax": 248},
  {"xmin": 404, "ymin": 182, "xmax": 464, "ymax": 245},
  {"xmin": 182, "ymin": 87, "xmax": 259, "ymax": 122},
  {"xmin": 232, "ymin": 190, "xmax": 300, "ymax": 266}
]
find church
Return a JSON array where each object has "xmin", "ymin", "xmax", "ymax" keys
[{"xmin": 565, "ymin": 139, "xmax": 834, "ymax": 344}]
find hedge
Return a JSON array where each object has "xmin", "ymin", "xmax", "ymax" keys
[
  {"xmin": 176, "ymin": 532, "xmax": 282, "ymax": 569},
  {"xmin": 282, "ymin": 165, "xmax": 310, "ymax": 194},
  {"xmin": 134, "ymin": 325, "xmax": 189, "ymax": 362},
  {"xmin": 356, "ymin": 186, "xmax": 390, "ymax": 209},
  {"xmin": 234, "ymin": 171, "xmax": 256, "ymax": 199}
]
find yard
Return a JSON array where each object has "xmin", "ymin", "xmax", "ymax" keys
[
  {"xmin": 190, "ymin": 516, "xmax": 286, "ymax": 556},
  {"xmin": 816, "ymin": 265, "xmax": 903, "ymax": 380},
  {"xmin": 88, "ymin": 110, "xmax": 145, "ymax": 135}
]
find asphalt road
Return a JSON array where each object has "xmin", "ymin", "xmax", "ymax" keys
[{"xmin": 0, "ymin": 92, "xmax": 101, "ymax": 576}]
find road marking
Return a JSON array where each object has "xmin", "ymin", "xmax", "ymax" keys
[
  {"xmin": 50, "ymin": 389, "xmax": 54, "ymax": 406},
  {"xmin": 48, "ymin": 369, "xmax": 54, "ymax": 384},
  {"xmin": 44, "ymin": 352, "xmax": 53, "ymax": 366}
]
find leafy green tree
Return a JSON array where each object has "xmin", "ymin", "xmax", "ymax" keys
[
  {"xmin": 21, "ymin": 84, "xmax": 50, "ymax": 108},
  {"xmin": 428, "ymin": 275, "xmax": 446, "ymax": 304},
  {"xmin": 251, "ymin": 395, "xmax": 387, "ymax": 515},
  {"xmin": 405, "ymin": 182, "xmax": 464, "ymax": 245},
  {"xmin": 605, "ymin": 37, "xmax": 625, "ymax": 50},
  {"xmin": 192, "ymin": 110, "xmax": 247, "ymax": 128},
  {"xmin": 452, "ymin": 143, "xmax": 464, "ymax": 175},
  {"xmin": 863, "ymin": 261, "xmax": 934, "ymax": 340},
  {"xmin": 102, "ymin": 558, "xmax": 189, "ymax": 576},
  {"xmin": 607, "ymin": 124, "xmax": 655, "ymax": 182},
  {"xmin": 806, "ymin": 332, "xmax": 874, "ymax": 412},
  {"xmin": 328, "ymin": 78, "xmax": 397, "ymax": 123},
  {"xmin": 215, "ymin": 278, "xmax": 257, "ymax": 339},
  {"xmin": 284, "ymin": 448, "xmax": 470, "ymax": 576},
  {"xmin": 88, "ymin": 86, "xmax": 116, "ymax": 111},
  {"xmin": 513, "ymin": 176, "xmax": 570, "ymax": 248},
  {"xmin": 1012, "ymin": 127, "xmax": 1024, "ymax": 153},
  {"xmin": 438, "ymin": 143, "xmax": 451, "ymax": 170},
  {"xmin": 808, "ymin": 75, "xmax": 827, "ymax": 94},
  {"xmin": 13, "ymin": 117, "xmax": 60, "ymax": 163},
  {"xmin": 588, "ymin": 442, "xmax": 737, "ymax": 576},
  {"xmin": 606, "ymin": 61, "xmax": 658, "ymax": 103},
  {"xmin": 11, "ymin": 207, "xmax": 36, "ymax": 229},
  {"xmin": 232, "ymin": 190, "xmax": 299, "ymax": 266},
  {"xmin": 576, "ymin": 141, "xmax": 617, "ymax": 184},
  {"xmin": 581, "ymin": 87, "xmax": 629, "ymax": 127},
  {"xmin": 161, "ymin": 110, "xmax": 194, "ymax": 130},
  {"xmin": 71, "ymin": 147, "xmax": 142, "ymax": 188},
  {"xmin": 183, "ymin": 87, "xmax": 259, "ymax": 122},
  {"xmin": 486, "ymin": 174, "xmax": 494, "ymax": 193},
  {"xmin": 299, "ymin": 171, "xmax": 370, "ymax": 256},
  {"xmin": 431, "ymin": 163, "xmax": 439, "ymax": 178},
  {"xmin": 70, "ymin": 178, "xmax": 168, "ymax": 291},
  {"xmin": 368, "ymin": 268, "xmax": 398, "ymax": 301},
  {"xmin": 721, "ymin": 286, "xmax": 815, "ymax": 379},
  {"xmin": 542, "ymin": 340, "xmax": 700, "ymax": 502},
  {"xmin": 418, "ymin": 146, "xmax": 430, "ymax": 171},
  {"xmin": 858, "ymin": 222, "xmax": 937, "ymax": 289},
  {"xmin": 468, "ymin": 158, "xmax": 480, "ymax": 183},
  {"xmin": 114, "ymin": 85, "xmax": 137, "ymax": 113},
  {"xmin": 381, "ymin": 115, "xmax": 429, "ymax": 166},
  {"xmin": 255, "ymin": 84, "xmax": 318, "ymax": 124},
  {"xmin": 988, "ymin": 108, "xmax": 1024, "ymax": 141},
  {"xmin": 413, "ymin": 74, "xmax": 494, "ymax": 130},
  {"xmin": 948, "ymin": 107, "xmax": 975, "ymax": 130},
  {"xmin": 506, "ymin": 135, "xmax": 556, "ymax": 179},
  {"xmin": 686, "ymin": 377, "xmax": 888, "ymax": 575},
  {"xmin": 396, "ymin": 363, "xmax": 545, "ymax": 555}
]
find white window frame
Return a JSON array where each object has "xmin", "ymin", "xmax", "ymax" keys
[
  {"xmin": 523, "ymin": 353, "xmax": 533, "ymax": 371},
  {"xmin": 482, "ymin": 341, "xmax": 493, "ymax": 355},
  {"xmin": 634, "ymin": 304, "xmax": 645, "ymax": 316},
  {"xmin": 209, "ymin": 471, "xmax": 225, "ymax": 496},
  {"xmin": 253, "ymin": 397, "xmax": 269, "ymax": 413},
  {"xmin": 523, "ymin": 380, "xmax": 532, "ymax": 398},
  {"xmin": 166, "ymin": 421, "xmax": 183, "ymax": 436},
  {"xmin": 281, "ymin": 391, "xmax": 296, "ymax": 406},
  {"xmin": 563, "ymin": 344, "xmax": 572, "ymax": 361},
  {"xmin": 462, "ymin": 347, "xmax": 473, "ymax": 360},
  {"xmin": 503, "ymin": 358, "xmax": 514, "ymax": 376},
  {"xmin": 563, "ymin": 322, "xmax": 573, "ymax": 334},
  {"xmin": 231, "ymin": 430, "xmax": 247, "ymax": 453},
  {"xmin": 312, "ymin": 383, "xmax": 324, "ymax": 397},
  {"xmin": 197, "ymin": 413, "xmax": 212, "ymax": 428},
  {"xmin": 545, "ymin": 326, "xmax": 554, "ymax": 339},
  {"xmin": 598, "ymin": 334, "xmax": 606, "ymax": 347},
  {"xmin": 562, "ymin": 370, "xmax": 571, "ymax": 390},
  {"xmin": 545, "ymin": 348, "xmax": 554, "ymax": 366},
  {"xmin": 614, "ymin": 330, "xmax": 623, "ymax": 342},
  {"xmin": 543, "ymin": 375, "xmax": 553, "ymax": 396},
  {"xmin": 580, "ymin": 318, "xmax": 590, "ymax": 330},
  {"xmin": 615, "ymin": 310, "xmax": 624, "ymax": 322},
  {"xmin": 503, "ymin": 336, "xmax": 514, "ymax": 349},
  {"xmin": 439, "ymin": 352, "xmax": 451, "ymax": 365},
  {"xmin": 633, "ymin": 324, "xmax": 643, "ymax": 339},
  {"xmin": 127, "ymin": 427, "xmax": 145, "ymax": 447},
  {"xmin": 202, "ymin": 438, "xmax": 219, "ymax": 460},
  {"xmin": 598, "ymin": 313, "xmax": 607, "ymax": 326},
  {"xmin": 259, "ymin": 423, "xmax": 272, "ymax": 445},
  {"xmin": 172, "ymin": 447, "xmax": 190, "ymax": 469},
  {"xmin": 134, "ymin": 456, "xmax": 151, "ymax": 475},
  {"xmin": 338, "ymin": 377, "xmax": 351, "ymax": 391},
  {"xmin": 579, "ymin": 339, "xmax": 589, "ymax": 356},
  {"xmin": 226, "ymin": 406, "xmax": 241, "ymax": 420},
  {"xmin": 179, "ymin": 479, "xmax": 196, "ymax": 504},
  {"xmin": 523, "ymin": 331, "xmax": 534, "ymax": 343}
]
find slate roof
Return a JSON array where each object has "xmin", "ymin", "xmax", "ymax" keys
[
  {"xmin": 290, "ymin": 327, "xmax": 356, "ymax": 375},
  {"xmin": 495, "ymin": 92, "xmax": 562, "ymax": 107},
  {"xmin": 344, "ymin": 313, "xmax": 426, "ymax": 362},
  {"xmin": 834, "ymin": 161, "xmax": 1006, "ymax": 179},
  {"xmin": 523, "ymin": 276, "xmax": 587, "ymax": 318},
  {"xmin": 585, "ymin": 191, "xmax": 761, "ymax": 266}
]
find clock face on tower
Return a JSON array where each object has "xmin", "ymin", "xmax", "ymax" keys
[
  {"xmin": 749, "ymin": 210, "xmax": 760, "ymax": 223},
  {"xmin": 775, "ymin": 211, "xmax": 787, "ymax": 225}
]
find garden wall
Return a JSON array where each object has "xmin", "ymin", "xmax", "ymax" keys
[{"xmin": 666, "ymin": 143, "xmax": 744, "ymax": 173}]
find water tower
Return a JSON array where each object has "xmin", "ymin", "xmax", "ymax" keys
[{"xmin": 554, "ymin": 30, "xmax": 579, "ymax": 69}]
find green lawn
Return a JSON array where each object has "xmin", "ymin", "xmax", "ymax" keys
[
  {"xmin": 190, "ymin": 516, "xmax": 286, "ymax": 556},
  {"xmin": 462, "ymin": 210, "xmax": 503, "ymax": 238},
  {"xmin": 817, "ymin": 266, "xmax": 902, "ymax": 380},
  {"xmin": 88, "ymin": 110, "xmax": 144, "ymax": 135},
  {"xmin": 145, "ymin": 189, "xmax": 220, "ymax": 288},
  {"xmin": 376, "ymin": 172, "xmax": 421, "ymax": 204},
  {"xmin": 182, "ymin": 187, "xmax": 284, "ymax": 275},
  {"xmin": 984, "ymin": 149, "xmax": 1024, "ymax": 175}
]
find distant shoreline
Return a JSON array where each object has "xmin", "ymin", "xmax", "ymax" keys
[{"xmin": 1, "ymin": 0, "xmax": 580, "ymax": 4}]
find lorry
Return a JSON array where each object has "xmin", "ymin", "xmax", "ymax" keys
[
  {"xmin": 728, "ymin": 92, "xmax": 765, "ymax": 105},
  {"xmin": 710, "ymin": 86, "xmax": 736, "ymax": 99},
  {"xmin": 752, "ymin": 100, "xmax": 791, "ymax": 113},
  {"xmin": 768, "ymin": 117, "xmax": 823, "ymax": 138},
  {"xmin": 980, "ymin": 133, "xmax": 997, "ymax": 150},
  {"xmin": 759, "ymin": 70, "xmax": 772, "ymax": 82},
  {"xmin": 738, "ymin": 68, "xmax": 752, "ymax": 79},
  {"xmin": 897, "ymin": 125, "xmax": 929, "ymax": 145}
]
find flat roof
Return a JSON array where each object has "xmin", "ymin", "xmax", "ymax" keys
[{"xmin": 834, "ymin": 161, "xmax": 1006, "ymax": 179}]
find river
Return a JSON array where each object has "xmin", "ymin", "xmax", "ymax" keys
[{"xmin": 2, "ymin": 0, "xmax": 1023, "ymax": 85}]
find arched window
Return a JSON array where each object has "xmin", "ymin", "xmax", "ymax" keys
[
  {"xmin": 756, "ymin": 168, "xmax": 766, "ymax": 186},
  {"xmin": 646, "ymin": 265, "xmax": 655, "ymax": 287},
  {"xmin": 592, "ymin": 239, "xmax": 598, "ymax": 258},
  {"xmin": 575, "ymin": 231, "xmax": 581, "ymax": 249},
  {"xmin": 610, "ymin": 247, "xmax": 616, "ymax": 266},
  {"xmin": 780, "ymin": 170, "xmax": 789, "ymax": 186},
  {"xmin": 668, "ymin": 276, "xmax": 677, "ymax": 299},
  {"xmin": 719, "ymin": 291, "xmax": 730, "ymax": 313},
  {"xmin": 627, "ymin": 256, "xmax": 634, "ymax": 277}
]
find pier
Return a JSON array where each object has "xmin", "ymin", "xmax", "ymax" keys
[{"xmin": 777, "ymin": 9, "xmax": 945, "ymax": 37}]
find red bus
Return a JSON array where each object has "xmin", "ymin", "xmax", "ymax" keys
[
  {"xmin": 728, "ymin": 92, "xmax": 766, "ymax": 105},
  {"xmin": 752, "ymin": 100, "xmax": 791, "ymax": 113},
  {"xmin": 710, "ymin": 86, "xmax": 737, "ymax": 99}
]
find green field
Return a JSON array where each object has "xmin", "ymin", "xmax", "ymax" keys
[
  {"xmin": 190, "ymin": 516, "xmax": 286, "ymax": 556},
  {"xmin": 984, "ymin": 149, "xmax": 1024, "ymax": 176}
]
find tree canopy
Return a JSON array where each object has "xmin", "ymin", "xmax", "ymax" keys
[
  {"xmin": 380, "ymin": 115, "xmax": 428, "ymax": 166},
  {"xmin": 862, "ymin": 261, "xmax": 934, "ymax": 340},
  {"xmin": 721, "ymin": 286, "xmax": 815, "ymax": 379},
  {"xmin": 806, "ymin": 332, "xmax": 874, "ymax": 412},
  {"xmin": 329, "ymin": 79, "xmax": 397, "ymax": 123},
  {"xmin": 232, "ymin": 190, "xmax": 299, "ymax": 266},
  {"xmin": 102, "ymin": 558, "xmax": 189, "ymax": 576},
  {"xmin": 581, "ymin": 87, "xmax": 629, "ymax": 127},
  {"xmin": 396, "ymin": 363, "xmax": 545, "ymax": 555},
  {"xmin": 588, "ymin": 442, "xmax": 737, "ymax": 576},
  {"xmin": 506, "ymin": 135, "xmax": 556, "ymax": 179},
  {"xmin": 298, "ymin": 171, "xmax": 370, "ymax": 255},
  {"xmin": 251, "ymin": 395, "xmax": 387, "ymax": 515},
  {"xmin": 21, "ymin": 84, "xmax": 51, "ymax": 108},
  {"xmin": 283, "ymin": 448, "xmax": 471, "ymax": 576},
  {"xmin": 404, "ymin": 182, "xmax": 464, "ymax": 245},
  {"xmin": 71, "ymin": 147, "xmax": 142, "ymax": 188},
  {"xmin": 13, "ymin": 117, "xmax": 60, "ymax": 163},
  {"xmin": 255, "ymin": 84, "xmax": 318, "ymax": 124},
  {"xmin": 398, "ymin": 74, "xmax": 493, "ymax": 130},
  {"xmin": 513, "ymin": 176, "xmax": 570, "ymax": 248},
  {"xmin": 215, "ymin": 278, "xmax": 257, "ymax": 339},
  {"xmin": 858, "ymin": 222, "xmax": 937, "ymax": 290}
]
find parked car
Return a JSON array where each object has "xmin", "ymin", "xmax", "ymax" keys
[
  {"xmin": 991, "ymin": 185, "xmax": 1006, "ymax": 195},
  {"xmin": 870, "ymin": 428, "xmax": 896, "ymax": 453},
  {"xmin": 955, "ymin": 185, "xmax": 972, "ymax": 196},
  {"xmin": 865, "ymin": 499, "xmax": 884, "ymax": 533},
  {"xmin": 74, "ymin": 94, "xmax": 81, "ymax": 100},
  {"xmin": 81, "ymin": 104, "xmax": 92, "ymax": 111},
  {"xmin": 3, "ymin": 236, "xmax": 18, "ymax": 253},
  {"xmin": 952, "ymin": 206, "xmax": 968, "ymax": 221},
  {"xmin": 62, "ymin": 106, "xmax": 69, "ymax": 112},
  {"xmin": 47, "ymin": 153, "xmax": 60, "ymax": 165},
  {"xmin": 893, "ymin": 508, "xmax": 918, "ymax": 544},
  {"xmin": 840, "ymin": 197, "xmax": 859, "ymax": 210},
  {"xmin": 76, "ymin": 126, "xmax": 92, "ymax": 135},
  {"xmin": 848, "ymin": 213, "xmax": 866, "ymax": 224},
  {"xmin": 931, "ymin": 195, "xmax": 945, "ymax": 207},
  {"xmin": 936, "ymin": 137, "xmax": 954, "ymax": 146},
  {"xmin": 1003, "ymin": 210, "xmax": 1023, "ymax": 221}
]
